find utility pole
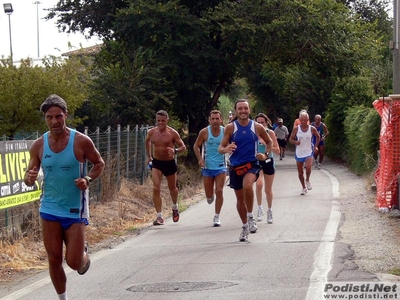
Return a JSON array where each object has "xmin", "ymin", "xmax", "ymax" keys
[
  {"xmin": 392, "ymin": 0, "xmax": 400, "ymax": 93},
  {"xmin": 3, "ymin": 3, "xmax": 13, "ymax": 64},
  {"xmin": 33, "ymin": 1, "xmax": 41, "ymax": 58}
]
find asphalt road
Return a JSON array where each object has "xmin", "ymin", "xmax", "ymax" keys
[{"xmin": 0, "ymin": 152, "xmax": 381, "ymax": 300}]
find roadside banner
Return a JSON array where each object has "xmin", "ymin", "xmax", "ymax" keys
[{"xmin": 0, "ymin": 140, "xmax": 42, "ymax": 210}]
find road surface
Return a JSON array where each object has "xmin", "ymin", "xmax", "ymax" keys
[{"xmin": 0, "ymin": 152, "xmax": 384, "ymax": 300}]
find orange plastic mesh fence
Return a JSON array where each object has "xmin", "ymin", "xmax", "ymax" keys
[{"xmin": 373, "ymin": 98, "xmax": 400, "ymax": 209}]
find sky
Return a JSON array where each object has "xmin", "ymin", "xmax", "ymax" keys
[{"xmin": 0, "ymin": 0, "xmax": 101, "ymax": 63}]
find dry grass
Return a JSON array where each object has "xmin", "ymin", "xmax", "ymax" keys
[{"xmin": 0, "ymin": 167, "xmax": 203, "ymax": 285}]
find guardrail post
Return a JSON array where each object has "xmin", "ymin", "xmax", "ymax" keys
[{"xmin": 126, "ymin": 125, "xmax": 130, "ymax": 179}]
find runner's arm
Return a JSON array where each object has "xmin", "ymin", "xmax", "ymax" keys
[
  {"xmin": 193, "ymin": 129, "xmax": 206, "ymax": 167},
  {"xmin": 145, "ymin": 129, "xmax": 153, "ymax": 163}
]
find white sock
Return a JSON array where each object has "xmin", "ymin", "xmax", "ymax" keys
[
  {"xmin": 258, "ymin": 205, "xmax": 263, "ymax": 210},
  {"xmin": 172, "ymin": 203, "xmax": 178, "ymax": 210},
  {"xmin": 157, "ymin": 213, "xmax": 162, "ymax": 218},
  {"xmin": 242, "ymin": 223, "xmax": 248, "ymax": 228},
  {"xmin": 247, "ymin": 212, "xmax": 254, "ymax": 218},
  {"xmin": 268, "ymin": 208, "xmax": 272, "ymax": 211},
  {"xmin": 214, "ymin": 213, "xmax": 219, "ymax": 217},
  {"xmin": 58, "ymin": 292, "xmax": 68, "ymax": 300}
]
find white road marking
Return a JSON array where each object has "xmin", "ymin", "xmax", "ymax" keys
[{"xmin": 306, "ymin": 169, "xmax": 341, "ymax": 300}]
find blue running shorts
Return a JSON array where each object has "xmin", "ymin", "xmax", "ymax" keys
[{"xmin": 40, "ymin": 212, "xmax": 88, "ymax": 230}]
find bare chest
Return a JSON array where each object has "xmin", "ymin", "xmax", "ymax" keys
[{"xmin": 151, "ymin": 131, "xmax": 174, "ymax": 147}]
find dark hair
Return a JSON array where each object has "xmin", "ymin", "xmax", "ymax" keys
[
  {"xmin": 40, "ymin": 94, "xmax": 68, "ymax": 114},
  {"xmin": 209, "ymin": 110, "xmax": 224, "ymax": 126},
  {"xmin": 234, "ymin": 99, "xmax": 248, "ymax": 109},
  {"xmin": 156, "ymin": 110, "xmax": 169, "ymax": 118},
  {"xmin": 255, "ymin": 112, "xmax": 272, "ymax": 128},
  {"xmin": 210, "ymin": 110, "xmax": 222, "ymax": 118}
]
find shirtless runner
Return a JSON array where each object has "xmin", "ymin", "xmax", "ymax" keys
[{"xmin": 145, "ymin": 110, "xmax": 186, "ymax": 225}]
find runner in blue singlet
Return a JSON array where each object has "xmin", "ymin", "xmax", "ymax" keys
[
  {"xmin": 193, "ymin": 110, "xmax": 227, "ymax": 227},
  {"xmin": 218, "ymin": 99, "xmax": 273, "ymax": 242}
]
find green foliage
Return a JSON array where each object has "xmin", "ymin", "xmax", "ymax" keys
[
  {"xmin": 245, "ymin": 0, "xmax": 387, "ymax": 130},
  {"xmin": 359, "ymin": 108, "xmax": 380, "ymax": 167},
  {"xmin": 46, "ymin": 0, "xmax": 128, "ymax": 38},
  {"xmin": 324, "ymin": 75, "xmax": 376, "ymax": 160},
  {"xmin": 337, "ymin": 76, "xmax": 376, "ymax": 106},
  {"xmin": 344, "ymin": 107, "xmax": 369, "ymax": 173},
  {"xmin": 282, "ymin": 65, "xmax": 333, "ymax": 122},
  {"xmin": 247, "ymin": 65, "xmax": 283, "ymax": 121},
  {"xmin": 0, "ymin": 57, "xmax": 91, "ymax": 137},
  {"xmin": 344, "ymin": 106, "xmax": 380, "ymax": 174},
  {"xmin": 224, "ymin": 78, "xmax": 250, "ymax": 105},
  {"xmin": 87, "ymin": 42, "xmax": 173, "ymax": 128},
  {"xmin": 389, "ymin": 268, "xmax": 400, "ymax": 276},
  {"xmin": 325, "ymin": 99, "xmax": 348, "ymax": 159},
  {"xmin": 47, "ymin": 0, "xmax": 392, "ymax": 166},
  {"xmin": 217, "ymin": 95, "xmax": 234, "ymax": 125}
]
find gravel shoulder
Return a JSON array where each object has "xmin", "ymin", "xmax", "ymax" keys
[{"xmin": 322, "ymin": 158, "xmax": 400, "ymax": 281}]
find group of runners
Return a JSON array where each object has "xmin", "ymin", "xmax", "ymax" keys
[
  {"xmin": 23, "ymin": 94, "xmax": 329, "ymax": 299},
  {"xmin": 146, "ymin": 100, "xmax": 329, "ymax": 244}
]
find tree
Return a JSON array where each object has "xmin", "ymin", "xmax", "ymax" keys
[
  {"xmin": 47, "ymin": 1, "xmax": 280, "ymax": 153},
  {"xmin": 248, "ymin": 0, "xmax": 390, "ymax": 124},
  {"xmin": 85, "ymin": 42, "xmax": 174, "ymax": 128},
  {"xmin": 46, "ymin": 0, "xmax": 128, "ymax": 38},
  {"xmin": 47, "ymin": 0, "xmax": 391, "ymax": 161},
  {"xmin": 0, "ymin": 57, "xmax": 91, "ymax": 137}
]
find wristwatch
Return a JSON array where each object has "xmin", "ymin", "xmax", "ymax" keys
[
  {"xmin": 174, "ymin": 148, "xmax": 178, "ymax": 154},
  {"xmin": 84, "ymin": 176, "xmax": 93, "ymax": 185}
]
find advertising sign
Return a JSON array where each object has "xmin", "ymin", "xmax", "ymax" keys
[{"xmin": 0, "ymin": 141, "xmax": 42, "ymax": 210}]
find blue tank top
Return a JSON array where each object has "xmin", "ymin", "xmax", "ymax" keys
[
  {"xmin": 311, "ymin": 122, "xmax": 325, "ymax": 136},
  {"xmin": 39, "ymin": 129, "xmax": 88, "ymax": 218},
  {"xmin": 311, "ymin": 122, "xmax": 325, "ymax": 145},
  {"xmin": 230, "ymin": 120, "xmax": 258, "ymax": 167},
  {"xmin": 258, "ymin": 129, "xmax": 274, "ymax": 158},
  {"xmin": 258, "ymin": 140, "xmax": 266, "ymax": 154},
  {"xmin": 203, "ymin": 126, "xmax": 226, "ymax": 170}
]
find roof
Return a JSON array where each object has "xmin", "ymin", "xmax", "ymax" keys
[{"xmin": 62, "ymin": 44, "xmax": 102, "ymax": 57}]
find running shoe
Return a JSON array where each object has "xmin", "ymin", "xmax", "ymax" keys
[
  {"xmin": 77, "ymin": 242, "xmax": 90, "ymax": 275},
  {"xmin": 172, "ymin": 208, "xmax": 180, "ymax": 222},
  {"xmin": 153, "ymin": 216, "xmax": 165, "ymax": 225},
  {"xmin": 314, "ymin": 159, "xmax": 318, "ymax": 169},
  {"xmin": 300, "ymin": 188, "xmax": 307, "ymax": 195},
  {"xmin": 239, "ymin": 226, "xmax": 249, "ymax": 242},
  {"xmin": 213, "ymin": 215, "xmax": 221, "ymax": 227},
  {"xmin": 256, "ymin": 208, "xmax": 264, "ymax": 222},
  {"xmin": 306, "ymin": 181, "xmax": 312, "ymax": 190},
  {"xmin": 317, "ymin": 163, "xmax": 321, "ymax": 170},
  {"xmin": 207, "ymin": 195, "xmax": 215, "ymax": 205},
  {"xmin": 267, "ymin": 210, "xmax": 273, "ymax": 224},
  {"xmin": 248, "ymin": 217, "xmax": 258, "ymax": 233}
]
